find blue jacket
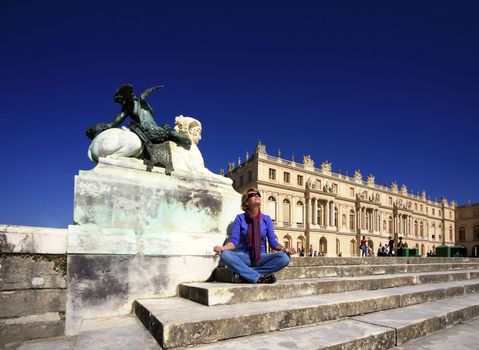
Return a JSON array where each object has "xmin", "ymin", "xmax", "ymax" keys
[{"xmin": 228, "ymin": 213, "xmax": 280, "ymax": 253}]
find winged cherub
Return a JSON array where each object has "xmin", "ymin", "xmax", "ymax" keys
[{"xmin": 86, "ymin": 84, "xmax": 191, "ymax": 173}]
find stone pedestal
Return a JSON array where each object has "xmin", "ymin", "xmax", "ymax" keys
[{"xmin": 65, "ymin": 157, "xmax": 241, "ymax": 335}]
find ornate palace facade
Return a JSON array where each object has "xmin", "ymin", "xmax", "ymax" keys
[
  {"xmin": 456, "ymin": 203, "xmax": 479, "ymax": 257},
  {"xmin": 226, "ymin": 142, "xmax": 456, "ymax": 257}
]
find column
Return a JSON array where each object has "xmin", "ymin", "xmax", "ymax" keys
[
  {"xmin": 357, "ymin": 207, "xmax": 361, "ymax": 232},
  {"xmin": 325, "ymin": 201, "xmax": 330, "ymax": 227},
  {"xmin": 331, "ymin": 201, "xmax": 335, "ymax": 227},
  {"xmin": 305, "ymin": 198, "xmax": 310, "ymax": 227}
]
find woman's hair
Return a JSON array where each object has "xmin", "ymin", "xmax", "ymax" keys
[{"xmin": 241, "ymin": 187, "xmax": 260, "ymax": 212}]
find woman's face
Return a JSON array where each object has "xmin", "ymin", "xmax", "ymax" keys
[{"xmin": 246, "ymin": 191, "xmax": 261, "ymax": 209}]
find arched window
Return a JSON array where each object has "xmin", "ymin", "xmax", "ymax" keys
[
  {"xmin": 414, "ymin": 220, "xmax": 418, "ymax": 236},
  {"xmin": 283, "ymin": 235, "xmax": 292, "ymax": 248},
  {"xmin": 350, "ymin": 239, "xmax": 357, "ymax": 256},
  {"xmin": 368, "ymin": 239, "xmax": 374, "ymax": 252},
  {"xmin": 383, "ymin": 220, "xmax": 386, "ymax": 232},
  {"xmin": 317, "ymin": 206, "xmax": 323, "ymax": 226},
  {"xmin": 341, "ymin": 214, "xmax": 346, "ymax": 228},
  {"xmin": 349, "ymin": 210, "xmax": 355, "ymax": 230},
  {"xmin": 421, "ymin": 244, "xmax": 425, "ymax": 256},
  {"xmin": 449, "ymin": 226, "xmax": 453, "ymax": 241},
  {"xmin": 282, "ymin": 199, "xmax": 291, "ymax": 223},
  {"xmin": 420, "ymin": 222, "xmax": 424, "ymax": 237},
  {"xmin": 267, "ymin": 196, "xmax": 276, "ymax": 221},
  {"xmin": 295, "ymin": 201, "xmax": 304, "ymax": 224},
  {"xmin": 320, "ymin": 237, "xmax": 327, "ymax": 255},
  {"xmin": 388, "ymin": 216, "xmax": 393, "ymax": 233},
  {"xmin": 297, "ymin": 236, "xmax": 305, "ymax": 251},
  {"xmin": 336, "ymin": 238, "xmax": 341, "ymax": 256},
  {"xmin": 459, "ymin": 227, "xmax": 466, "ymax": 241}
]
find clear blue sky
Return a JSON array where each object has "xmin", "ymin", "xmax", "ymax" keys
[{"xmin": 1, "ymin": 1, "xmax": 478, "ymax": 228}]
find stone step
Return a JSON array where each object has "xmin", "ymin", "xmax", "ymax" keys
[
  {"xmin": 73, "ymin": 315, "xmax": 161, "ymax": 350},
  {"xmin": 279, "ymin": 262, "xmax": 479, "ymax": 279},
  {"xmin": 15, "ymin": 316, "xmax": 161, "ymax": 350},
  {"xmin": 289, "ymin": 257, "xmax": 477, "ymax": 267},
  {"xmin": 214, "ymin": 262, "xmax": 479, "ymax": 281},
  {"xmin": 394, "ymin": 315, "xmax": 479, "ymax": 350},
  {"xmin": 191, "ymin": 294, "xmax": 479, "ymax": 349},
  {"xmin": 134, "ymin": 279, "xmax": 479, "ymax": 348},
  {"xmin": 181, "ymin": 269, "xmax": 479, "ymax": 306}
]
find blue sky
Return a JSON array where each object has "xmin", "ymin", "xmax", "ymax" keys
[{"xmin": 1, "ymin": 1, "xmax": 478, "ymax": 228}]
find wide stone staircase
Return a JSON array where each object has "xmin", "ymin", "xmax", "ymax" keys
[
  {"xmin": 133, "ymin": 257, "xmax": 479, "ymax": 349},
  {"xmin": 18, "ymin": 257, "xmax": 479, "ymax": 350}
]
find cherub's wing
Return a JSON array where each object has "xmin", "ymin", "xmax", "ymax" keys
[
  {"xmin": 140, "ymin": 85, "xmax": 164, "ymax": 113},
  {"xmin": 140, "ymin": 85, "xmax": 164, "ymax": 101}
]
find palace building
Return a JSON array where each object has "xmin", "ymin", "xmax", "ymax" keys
[
  {"xmin": 225, "ymin": 141, "xmax": 456, "ymax": 257},
  {"xmin": 456, "ymin": 202, "xmax": 479, "ymax": 257}
]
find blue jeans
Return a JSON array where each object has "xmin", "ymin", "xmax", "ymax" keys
[{"xmin": 220, "ymin": 250, "xmax": 291, "ymax": 283}]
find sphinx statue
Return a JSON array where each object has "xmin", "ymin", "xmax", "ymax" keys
[{"xmin": 87, "ymin": 85, "xmax": 212, "ymax": 175}]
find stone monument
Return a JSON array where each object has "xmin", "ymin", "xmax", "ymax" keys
[{"xmin": 65, "ymin": 84, "xmax": 240, "ymax": 335}]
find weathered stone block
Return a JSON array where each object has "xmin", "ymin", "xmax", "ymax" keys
[
  {"xmin": 0, "ymin": 313, "xmax": 65, "ymax": 349},
  {"xmin": 0, "ymin": 254, "xmax": 66, "ymax": 291},
  {"xmin": 0, "ymin": 289, "xmax": 66, "ymax": 318},
  {"xmin": 69, "ymin": 157, "xmax": 240, "ymax": 256},
  {"xmin": 66, "ymin": 254, "xmax": 219, "ymax": 335}
]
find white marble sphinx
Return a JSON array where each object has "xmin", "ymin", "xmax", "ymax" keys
[{"xmin": 88, "ymin": 115, "xmax": 214, "ymax": 175}]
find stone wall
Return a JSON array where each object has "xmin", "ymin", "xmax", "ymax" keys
[{"xmin": 0, "ymin": 225, "xmax": 68, "ymax": 349}]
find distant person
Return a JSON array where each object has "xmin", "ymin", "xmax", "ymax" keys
[
  {"xmin": 360, "ymin": 236, "xmax": 369, "ymax": 257},
  {"xmin": 213, "ymin": 188, "xmax": 295, "ymax": 283},
  {"xmin": 397, "ymin": 237, "xmax": 405, "ymax": 256},
  {"xmin": 388, "ymin": 236, "xmax": 394, "ymax": 256},
  {"xmin": 377, "ymin": 243, "xmax": 383, "ymax": 257}
]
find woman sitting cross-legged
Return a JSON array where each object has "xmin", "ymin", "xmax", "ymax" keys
[{"xmin": 213, "ymin": 187, "xmax": 296, "ymax": 283}]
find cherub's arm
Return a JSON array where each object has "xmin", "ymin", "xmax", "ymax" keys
[
  {"xmin": 86, "ymin": 108, "xmax": 129, "ymax": 140},
  {"xmin": 110, "ymin": 109, "xmax": 128, "ymax": 127}
]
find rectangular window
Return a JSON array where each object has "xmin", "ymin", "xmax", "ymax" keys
[
  {"xmin": 426, "ymin": 207, "xmax": 428, "ymax": 214},
  {"xmin": 389, "ymin": 197, "xmax": 393, "ymax": 205},
  {"xmin": 269, "ymin": 168, "xmax": 276, "ymax": 180},
  {"xmin": 333, "ymin": 184, "xmax": 338, "ymax": 193},
  {"xmin": 414, "ymin": 203, "xmax": 417, "ymax": 211},
  {"xmin": 284, "ymin": 172, "xmax": 290, "ymax": 183},
  {"xmin": 449, "ymin": 211, "xmax": 452, "ymax": 218},
  {"xmin": 350, "ymin": 187, "xmax": 355, "ymax": 197},
  {"xmin": 297, "ymin": 175, "xmax": 303, "ymax": 186},
  {"xmin": 420, "ymin": 204, "xmax": 423, "ymax": 212},
  {"xmin": 439, "ymin": 210, "xmax": 442, "ymax": 216},
  {"xmin": 432, "ymin": 208, "xmax": 435, "ymax": 215}
]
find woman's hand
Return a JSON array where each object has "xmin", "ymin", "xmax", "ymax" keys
[
  {"xmin": 283, "ymin": 247, "xmax": 296, "ymax": 255},
  {"xmin": 213, "ymin": 245, "xmax": 224, "ymax": 254}
]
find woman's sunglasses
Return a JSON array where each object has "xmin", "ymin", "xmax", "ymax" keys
[{"xmin": 248, "ymin": 192, "xmax": 261, "ymax": 199}]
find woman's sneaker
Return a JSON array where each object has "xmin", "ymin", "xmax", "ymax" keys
[{"xmin": 257, "ymin": 274, "xmax": 277, "ymax": 284}]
